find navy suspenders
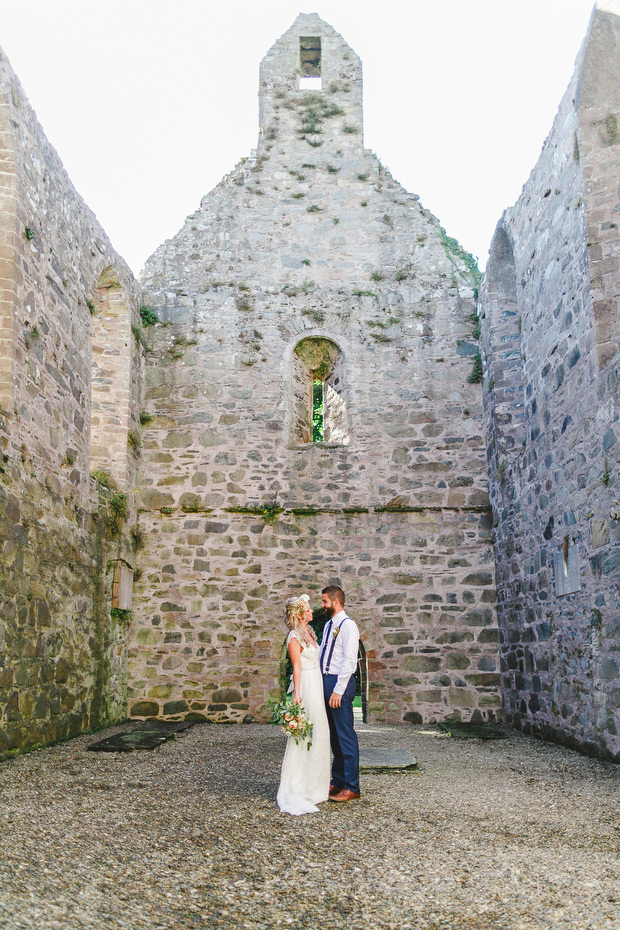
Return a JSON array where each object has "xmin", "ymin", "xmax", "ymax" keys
[{"xmin": 322, "ymin": 616, "xmax": 349, "ymax": 674}]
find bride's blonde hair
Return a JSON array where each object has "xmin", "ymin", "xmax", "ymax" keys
[{"xmin": 284, "ymin": 594, "xmax": 311, "ymax": 632}]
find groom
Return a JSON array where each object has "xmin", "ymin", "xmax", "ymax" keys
[{"xmin": 320, "ymin": 585, "xmax": 360, "ymax": 802}]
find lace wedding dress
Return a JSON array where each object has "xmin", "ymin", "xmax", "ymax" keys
[{"xmin": 276, "ymin": 631, "xmax": 331, "ymax": 815}]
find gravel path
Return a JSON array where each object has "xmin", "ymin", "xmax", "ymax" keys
[{"xmin": 0, "ymin": 722, "xmax": 618, "ymax": 930}]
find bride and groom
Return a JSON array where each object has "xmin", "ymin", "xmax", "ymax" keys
[{"xmin": 276, "ymin": 585, "xmax": 360, "ymax": 816}]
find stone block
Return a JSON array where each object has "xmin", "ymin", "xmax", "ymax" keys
[
  {"xmin": 204, "ymin": 522, "xmax": 230, "ymax": 534},
  {"xmin": 149, "ymin": 685, "xmax": 175, "ymax": 699},
  {"xmin": 403, "ymin": 655, "xmax": 442, "ymax": 673},
  {"xmin": 553, "ymin": 545, "xmax": 580, "ymax": 596},
  {"xmin": 448, "ymin": 688, "xmax": 475, "ymax": 708},
  {"xmin": 384, "ymin": 632, "xmax": 412, "ymax": 645},
  {"xmin": 602, "ymin": 548, "xmax": 620, "ymax": 575},
  {"xmin": 446, "ymin": 653, "xmax": 470, "ymax": 670},
  {"xmin": 465, "ymin": 673, "xmax": 501, "ymax": 687},
  {"xmin": 590, "ymin": 519, "xmax": 609, "ymax": 549},
  {"xmin": 462, "ymin": 609, "xmax": 493, "ymax": 626},
  {"xmin": 462, "ymin": 572, "xmax": 493, "ymax": 586},
  {"xmin": 162, "ymin": 700, "xmax": 189, "ymax": 715},
  {"xmin": 437, "ymin": 631, "xmax": 474, "ymax": 644},
  {"xmin": 416, "ymin": 690, "xmax": 442, "ymax": 703},
  {"xmin": 141, "ymin": 488, "xmax": 175, "ymax": 509},
  {"xmin": 212, "ymin": 688, "xmax": 242, "ymax": 704},
  {"xmin": 130, "ymin": 701, "xmax": 159, "ymax": 717},
  {"xmin": 597, "ymin": 655, "xmax": 619, "ymax": 681}
]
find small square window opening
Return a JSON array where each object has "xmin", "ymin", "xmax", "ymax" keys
[{"xmin": 300, "ymin": 37, "xmax": 321, "ymax": 90}]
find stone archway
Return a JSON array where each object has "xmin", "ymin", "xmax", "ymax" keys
[
  {"xmin": 291, "ymin": 336, "xmax": 350, "ymax": 445},
  {"xmin": 355, "ymin": 639, "xmax": 369, "ymax": 724},
  {"xmin": 279, "ymin": 632, "xmax": 368, "ymax": 723}
]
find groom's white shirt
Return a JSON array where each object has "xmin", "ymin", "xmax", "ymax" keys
[{"xmin": 321, "ymin": 609, "xmax": 359, "ymax": 696}]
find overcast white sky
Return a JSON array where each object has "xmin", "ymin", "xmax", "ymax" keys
[{"xmin": 0, "ymin": 0, "xmax": 596, "ymax": 274}]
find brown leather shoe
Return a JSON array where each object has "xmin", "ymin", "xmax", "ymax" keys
[
  {"xmin": 329, "ymin": 784, "xmax": 342, "ymax": 797},
  {"xmin": 328, "ymin": 788, "xmax": 360, "ymax": 802}
]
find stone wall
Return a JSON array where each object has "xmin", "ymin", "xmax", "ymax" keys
[
  {"xmin": 0, "ymin": 48, "xmax": 144, "ymax": 759},
  {"xmin": 4, "ymin": 5, "xmax": 620, "ymax": 761},
  {"xmin": 130, "ymin": 14, "xmax": 500, "ymax": 725},
  {"xmin": 478, "ymin": 1, "xmax": 620, "ymax": 762}
]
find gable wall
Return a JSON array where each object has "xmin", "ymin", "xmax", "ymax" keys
[{"xmin": 129, "ymin": 14, "xmax": 499, "ymax": 725}]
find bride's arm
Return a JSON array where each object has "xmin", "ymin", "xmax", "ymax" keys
[{"xmin": 288, "ymin": 635, "xmax": 302, "ymax": 704}]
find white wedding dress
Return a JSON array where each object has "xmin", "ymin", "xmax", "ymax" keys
[{"xmin": 276, "ymin": 631, "xmax": 331, "ymax": 815}]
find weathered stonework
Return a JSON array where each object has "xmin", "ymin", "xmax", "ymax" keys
[
  {"xmin": 130, "ymin": 14, "xmax": 499, "ymax": 725},
  {"xmin": 0, "ymin": 48, "xmax": 144, "ymax": 759},
  {"xmin": 479, "ymin": 1, "xmax": 620, "ymax": 762},
  {"xmin": 5, "ymin": 6, "xmax": 618, "ymax": 763}
]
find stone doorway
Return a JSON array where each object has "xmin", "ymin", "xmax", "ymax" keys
[
  {"xmin": 354, "ymin": 639, "xmax": 369, "ymax": 724},
  {"xmin": 279, "ymin": 632, "xmax": 368, "ymax": 723}
]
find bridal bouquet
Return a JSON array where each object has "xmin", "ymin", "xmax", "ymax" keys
[{"xmin": 269, "ymin": 699, "xmax": 313, "ymax": 750}]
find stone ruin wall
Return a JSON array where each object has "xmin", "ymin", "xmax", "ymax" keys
[
  {"xmin": 478, "ymin": 2, "xmax": 620, "ymax": 762},
  {"xmin": 0, "ymin": 48, "xmax": 144, "ymax": 760},
  {"xmin": 129, "ymin": 14, "xmax": 501, "ymax": 726},
  {"xmin": 2, "ymin": 5, "xmax": 618, "ymax": 762}
]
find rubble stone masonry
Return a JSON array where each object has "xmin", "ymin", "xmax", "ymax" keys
[
  {"xmin": 0, "ymin": 49, "xmax": 144, "ymax": 758},
  {"xmin": 478, "ymin": 1, "xmax": 620, "ymax": 761},
  {"xmin": 5, "ymin": 5, "xmax": 619, "ymax": 761},
  {"xmin": 129, "ymin": 14, "xmax": 500, "ymax": 725}
]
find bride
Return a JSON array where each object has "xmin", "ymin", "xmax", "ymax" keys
[{"xmin": 276, "ymin": 594, "xmax": 330, "ymax": 815}]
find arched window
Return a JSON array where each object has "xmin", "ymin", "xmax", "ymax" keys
[
  {"xmin": 292, "ymin": 336, "xmax": 350, "ymax": 445},
  {"xmin": 0, "ymin": 89, "xmax": 17, "ymax": 414},
  {"xmin": 89, "ymin": 266, "xmax": 132, "ymax": 485}
]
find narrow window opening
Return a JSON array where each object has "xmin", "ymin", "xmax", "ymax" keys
[
  {"xmin": 300, "ymin": 37, "xmax": 321, "ymax": 90},
  {"xmin": 312, "ymin": 378, "xmax": 324, "ymax": 442},
  {"xmin": 300, "ymin": 37, "xmax": 321, "ymax": 76},
  {"xmin": 292, "ymin": 337, "xmax": 350, "ymax": 446}
]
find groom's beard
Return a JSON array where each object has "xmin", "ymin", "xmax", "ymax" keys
[{"xmin": 326, "ymin": 604, "xmax": 336, "ymax": 617}]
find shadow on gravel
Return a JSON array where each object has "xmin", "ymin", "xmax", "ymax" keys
[{"xmin": 87, "ymin": 720, "xmax": 196, "ymax": 752}]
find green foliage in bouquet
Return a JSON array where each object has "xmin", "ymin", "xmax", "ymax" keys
[{"xmin": 269, "ymin": 698, "xmax": 313, "ymax": 750}]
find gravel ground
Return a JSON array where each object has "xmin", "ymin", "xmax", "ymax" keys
[{"xmin": 0, "ymin": 722, "xmax": 618, "ymax": 930}]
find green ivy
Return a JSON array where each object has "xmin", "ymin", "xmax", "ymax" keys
[
  {"xmin": 313, "ymin": 380, "xmax": 324, "ymax": 441},
  {"xmin": 91, "ymin": 469, "xmax": 117, "ymax": 490},
  {"xmin": 111, "ymin": 607, "xmax": 132, "ymax": 622},
  {"xmin": 140, "ymin": 305, "xmax": 159, "ymax": 326},
  {"xmin": 439, "ymin": 227, "xmax": 482, "ymax": 285},
  {"xmin": 468, "ymin": 353, "xmax": 483, "ymax": 384},
  {"xmin": 106, "ymin": 492, "xmax": 129, "ymax": 536}
]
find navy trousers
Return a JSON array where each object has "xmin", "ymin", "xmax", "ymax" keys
[{"xmin": 323, "ymin": 673, "xmax": 360, "ymax": 793}]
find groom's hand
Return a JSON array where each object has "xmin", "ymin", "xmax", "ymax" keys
[{"xmin": 328, "ymin": 692, "xmax": 342, "ymax": 708}]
